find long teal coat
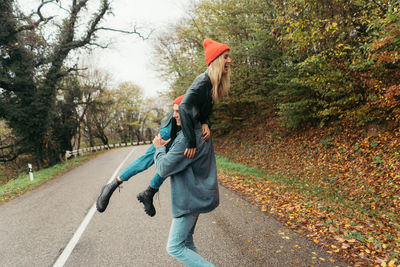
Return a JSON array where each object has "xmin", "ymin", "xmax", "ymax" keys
[{"xmin": 154, "ymin": 122, "xmax": 219, "ymax": 218}]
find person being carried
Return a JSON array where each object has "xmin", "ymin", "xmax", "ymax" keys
[
  {"xmin": 95, "ymin": 96, "xmax": 184, "ymax": 216},
  {"xmin": 153, "ymin": 96, "xmax": 218, "ymax": 267}
]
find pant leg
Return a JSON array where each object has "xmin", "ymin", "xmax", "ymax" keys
[
  {"xmin": 149, "ymin": 173, "xmax": 168, "ymax": 189},
  {"xmin": 118, "ymin": 145, "xmax": 156, "ymax": 181},
  {"xmin": 184, "ymin": 213, "xmax": 199, "ymax": 253},
  {"xmin": 167, "ymin": 213, "xmax": 214, "ymax": 267}
]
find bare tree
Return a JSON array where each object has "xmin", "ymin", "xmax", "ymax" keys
[{"xmin": 0, "ymin": 0, "xmax": 147, "ymax": 165}]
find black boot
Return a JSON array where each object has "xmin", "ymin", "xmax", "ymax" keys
[
  {"xmin": 96, "ymin": 178, "xmax": 121, "ymax": 212},
  {"xmin": 137, "ymin": 186, "xmax": 159, "ymax": 217}
]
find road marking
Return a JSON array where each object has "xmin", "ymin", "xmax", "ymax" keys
[{"xmin": 53, "ymin": 148, "xmax": 138, "ymax": 267}]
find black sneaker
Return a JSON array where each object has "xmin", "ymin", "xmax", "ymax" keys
[
  {"xmin": 137, "ymin": 186, "xmax": 158, "ymax": 217},
  {"xmin": 96, "ymin": 178, "xmax": 121, "ymax": 212}
]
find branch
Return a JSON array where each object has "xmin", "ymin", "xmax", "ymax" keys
[
  {"xmin": 56, "ymin": 66, "xmax": 86, "ymax": 80},
  {"xmin": 67, "ymin": 66, "xmax": 86, "ymax": 73},
  {"xmin": 0, "ymin": 138, "xmax": 25, "ymax": 149},
  {"xmin": 96, "ymin": 27, "xmax": 154, "ymax": 40},
  {"xmin": 65, "ymin": 0, "xmax": 109, "ymax": 49},
  {"xmin": 87, "ymin": 42, "xmax": 111, "ymax": 49},
  {"xmin": 15, "ymin": 16, "xmax": 55, "ymax": 33},
  {"xmin": 80, "ymin": 0, "xmax": 110, "ymax": 45},
  {"xmin": 51, "ymin": 1, "xmax": 70, "ymax": 14},
  {"xmin": 0, "ymin": 138, "xmax": 26, "ymax": 162},
  {"xmin": 0, "ymin": 153, "xmax": 19, "ymax": 162},
  {"xmin": 15, "ymin": 0, "xmax": 57, "ymax": 33},
  {"xmin": 63, "ymin": 0, "xmax": 149, "ymax": 50},
  {"xmin": 37, "ymin": 0, "xmax": 54, "ymax": 22}
]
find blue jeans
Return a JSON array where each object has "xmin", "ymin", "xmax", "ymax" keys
[
  {"xmin": 167, "ymin": 213, "xmax": 214, "ymax": 267},
  {"xmin": 118, "ymin": 123, "xmax": 171, "ymax": 189}
]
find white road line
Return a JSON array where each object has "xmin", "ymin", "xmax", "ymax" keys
[{"xmin": 53, "ymin": 148, "xmax": 137, "ymax": 267}]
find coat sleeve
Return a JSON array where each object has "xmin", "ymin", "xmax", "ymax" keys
[
  {"xmin": 179, "ymin": 75, "xmax": 208, "ymax": 148},
  {"xmin": 154, "ymin": 137, "xmax": 193, "ymax": 178},
  {"xmin": 199, "ymin": 116, "xmax": 211, "ymax": 129}
]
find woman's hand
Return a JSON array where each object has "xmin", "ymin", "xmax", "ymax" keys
[
  {"xmin": 184, "ymin": 148, "xmax": 197, "ymax": 159},
  {"xmin": 153, "ymin": 134, "xmax": 171, "ymax": 148},
  {"xmin": 201, "ymin": 124, "xmax": 211, "ymax": 141}
]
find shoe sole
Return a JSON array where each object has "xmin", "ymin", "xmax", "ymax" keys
[{"xmin": 137, "ymin": 194, "xmax": 156, "ymax": 217}]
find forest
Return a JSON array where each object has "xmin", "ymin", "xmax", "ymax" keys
[
  {"xmin": 0, "ymin": 0, "xmax": 165, "ymax": 174},
  {"xmin": 154, "ymin": 0, "xmax": 399, "ymax": 131},
  {"xmin": 1, "ymin": 0, "xmax": 400, "ymax": 265}
]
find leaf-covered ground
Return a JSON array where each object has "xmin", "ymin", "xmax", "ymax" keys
[{"xmin": 214, "ymin": 119, "xmax": 400, "ymax": 266}]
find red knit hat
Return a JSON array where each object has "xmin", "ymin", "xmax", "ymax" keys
[
  {"xmin": 173, "ymin": 95, "xmax": 184, "ymax": 105},
  {"xmin": 203, "ymin": 38, "xmax": 230, "ymax": 66}
]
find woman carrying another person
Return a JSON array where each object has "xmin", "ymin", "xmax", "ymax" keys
[{"xmin": 151, "ymin": 38, "xmax": 231, "ymax": 266}]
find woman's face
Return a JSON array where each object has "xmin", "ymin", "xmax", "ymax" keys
[
  {"xmin": 221, "ymin": 50, "xmax": 231, "ymax": 74},
  {"xmin": 173, "ymin": 104, "xmax": 181, "ymax": 126}
]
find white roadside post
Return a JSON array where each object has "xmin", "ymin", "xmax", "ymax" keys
[{"xmin": 28, "ymin": 163, "xmax": 34, "ymax": 182}]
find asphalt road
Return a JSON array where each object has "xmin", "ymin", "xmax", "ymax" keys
[{"xmin": 0, "ymin": 146, "xmax": 347, "ymax": 266}]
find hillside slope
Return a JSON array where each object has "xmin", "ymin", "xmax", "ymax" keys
[{"xmin": 214, "ymin": 118, "xmax": 400, "ymax": 265}]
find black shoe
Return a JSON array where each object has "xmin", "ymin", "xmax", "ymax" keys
[
  {"xmin": 137, "ymin": 186, "xmax": 159, "ymax": 217},
  {"xmin": 96, "ymin": 178, "xmax": 121, "ymax": 212}
]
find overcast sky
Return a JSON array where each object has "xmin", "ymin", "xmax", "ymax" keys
[
  {"xmin": 19, "ymin": 0, "xmax": 191, "ymax": 98},
  {"xmin": 86, "ymin": 0, "xmax": 190, "ymax": 98}
]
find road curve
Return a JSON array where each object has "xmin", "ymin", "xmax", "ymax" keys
[{"xmin": 0, "ymin": 146, "xmax": 347, "ymax": 267}]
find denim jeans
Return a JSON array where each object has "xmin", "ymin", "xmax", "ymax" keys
[
  {"xmin": 167, "ymin": 213, "xmax": 214, "ymax": 267},
  {"xmin": 118, "ymin": 123, "xmax": 171, "ymax": 189}
]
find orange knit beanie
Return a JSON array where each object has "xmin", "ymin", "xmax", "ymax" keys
[
  {"xmin": 203, "ymin": 38, "xmax": 230, "ymax": 66},
  {"xmin": 173, "ymin": 95, "xmax": 184, "ymax": 105}
]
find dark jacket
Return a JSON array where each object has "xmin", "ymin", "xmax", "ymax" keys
[
  {"xmin": 154, "ymin": 123, "xmax": 219, "ymax": 218},
  {"xmin": 179, "ymin": 70, "xmax": 213, "ymax": 148}
]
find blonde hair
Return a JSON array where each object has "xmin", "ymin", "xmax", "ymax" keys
[{"xmin": 208, "ymin": 53, "xmax": 230, "ymax": 103}]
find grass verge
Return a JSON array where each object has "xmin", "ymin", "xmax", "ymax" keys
[
  {"xmin": 0, "ymin": 151, "xmax": 105, "ymax": 203},
  {"xmin": 216, "ymin": 155, "xmax": 396, "ymax": 220},
  {"xmin": 216, "ymin": 155, "xmax": 267, "ymax": 178},
  {"xmin": 216, "ymin": 155, "xmax": 345, "ymax": 204}
]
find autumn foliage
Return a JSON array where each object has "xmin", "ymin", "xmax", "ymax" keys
[{"xmin": 214, "ymin": 119, "xmax": 400, "ymax": 265}]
